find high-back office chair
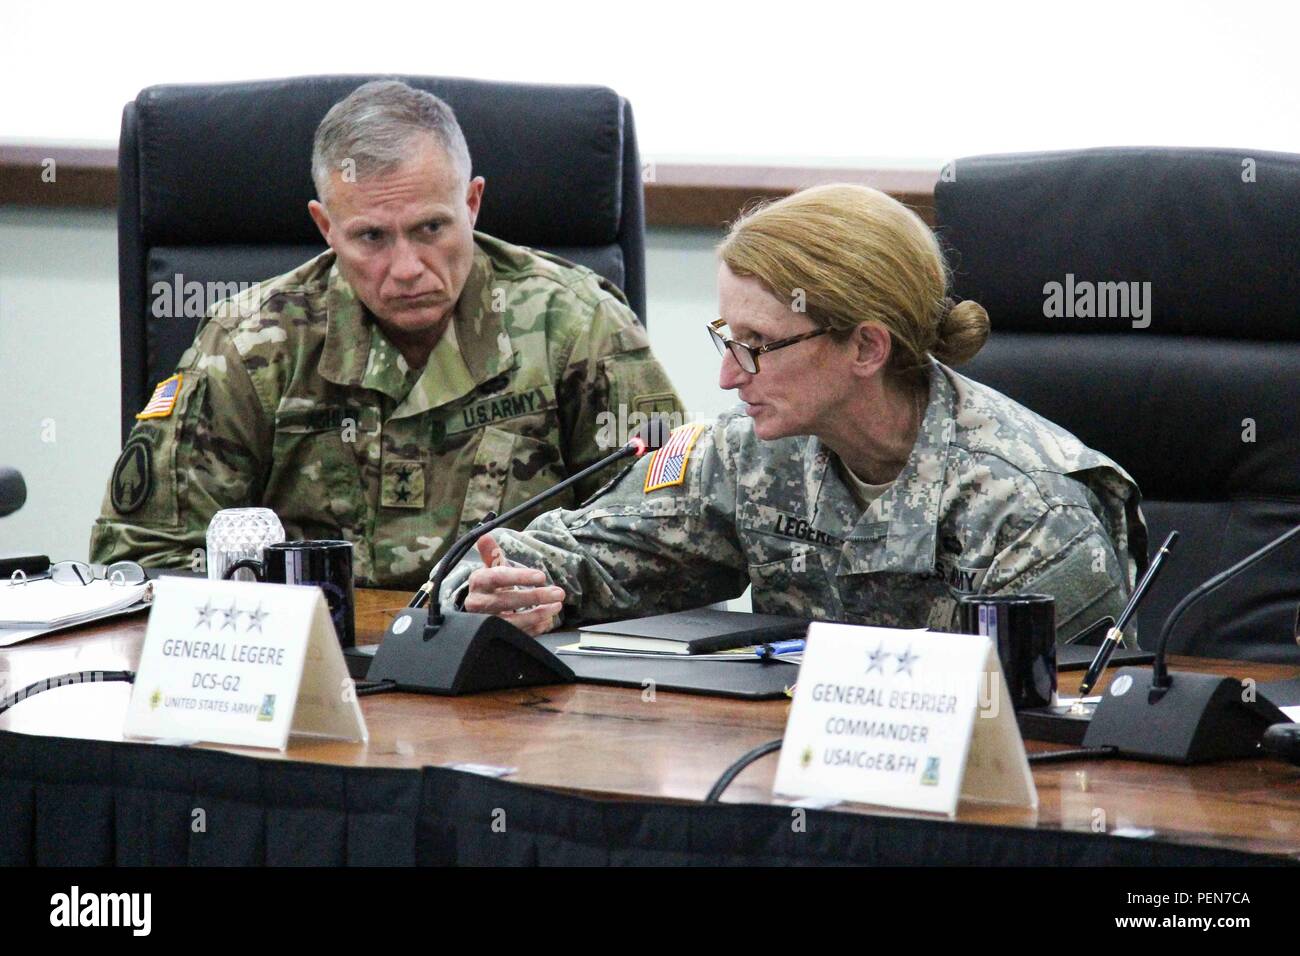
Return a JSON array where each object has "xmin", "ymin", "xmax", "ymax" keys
[
  {"xmin": 117, "ymin": 74, "xmax": 647, "ymax": 444},
  {"xmin": 935, "ymin": 147, "xmax": 1300, "ymax": 662}
]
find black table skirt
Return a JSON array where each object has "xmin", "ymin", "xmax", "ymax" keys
[{"xmin": 0, "ymin": 731, "xmax": 1280, "ymax": 866}]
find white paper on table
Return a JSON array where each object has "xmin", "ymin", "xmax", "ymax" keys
[{"xmin": 0, "ymin": 578, "xmax": 150, "ymax": 628}]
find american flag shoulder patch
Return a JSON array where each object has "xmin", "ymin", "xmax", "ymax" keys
[
  {"xmin": 136, "ymin": 373, "xmax": 184, "ymax": 420},
  {"xmin": 644, "ymin": 423, "xmax": 706, "ymax": 493}
]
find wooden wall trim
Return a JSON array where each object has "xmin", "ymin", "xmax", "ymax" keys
[
  {"xmin": 0, "ymin": 145, "xmax": 938, "ymax": 227},
  {"xmin": 0, "ymin": 145, "xmax": 118, "ymax": 209},
  {"xmin": 645, "ymin": 163, "xmax": 936, "ymax": 227}
]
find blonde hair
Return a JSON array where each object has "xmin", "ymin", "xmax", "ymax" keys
[{"xmin": 718, "ymin": 184, "xmax": 989, "ymax": 372}]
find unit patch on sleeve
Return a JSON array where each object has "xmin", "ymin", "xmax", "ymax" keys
[
  {"xmin": 643, "ymin": 423, "xmax": 706, "ymax": 493},
  {"xmin": 110, "ymin": 437, "xmax": 154, "ymax": 514},
  {"xmin": 135, "ymin": 374, "xmax": 184, "ymax": 420}
]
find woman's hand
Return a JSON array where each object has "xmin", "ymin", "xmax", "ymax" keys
[{"xmin": 462, "ymin": 534, "xmax": 566, "ymax": 637}]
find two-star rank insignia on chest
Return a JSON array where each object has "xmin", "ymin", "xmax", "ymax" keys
[{"xmin": 381, "ymin": 458, "xmax": 425, "ymax": 509}]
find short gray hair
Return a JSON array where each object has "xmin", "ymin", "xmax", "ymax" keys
[{"xmin": 311, "ymin": 80, "xmax": 473, "ymax": 202}]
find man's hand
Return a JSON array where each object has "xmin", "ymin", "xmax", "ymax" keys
[{"xmin": 463, "ymin": 534, "xmax": 565, "ymax": 637}]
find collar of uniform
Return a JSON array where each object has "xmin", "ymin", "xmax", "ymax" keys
[
  {"xmin": 317, "ymin": 242, "xmax": 515, "ymax": 408},
  {"xmin": 389, "ymin": 320, "xmax": 476, "ymax": 418},
  {"xmin": 386, "ymin": 241, "xmax": 515, "ymax": 420},
  {"xmin": 318, "ymin": 256, "xmax": 373, "ymax": 389},
  {"xmin": 455, "ymin": 233, "xmax": 516, "ymax": 385},
  {"xmin": 821, "ymin": 360, "xmax": 957, "ymax": 577},
  {"xmin": 360, "ymin": 323, "xmax": 417, "ymax": 401},
  {"xmin": 806, "ymin": 441, "xmax": 860, "ymax": 544}
]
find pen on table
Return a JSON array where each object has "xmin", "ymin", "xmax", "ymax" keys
[
  {"xmin": 1078, "ymin": 530, "xmax": 1179, "ymax": 697},
  {"xmin": 756, "ymin": 639, "xmax": 806, "ymax": 659}
]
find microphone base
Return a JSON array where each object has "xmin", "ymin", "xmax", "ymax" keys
[
  {"xmin": 366, "ymin": 608, "xmax": 575, "ymax": 695},
  {"xmin": 1082, "ymin": 666, "xmax": 1286, "ymax": 764}
]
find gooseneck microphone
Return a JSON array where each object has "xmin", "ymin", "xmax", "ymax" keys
[
  {"xmin": 366, "ymin": 418, "xmax": 671, "ymax": 695},
  {"xmin": 1083, "ymin": 522, "xmax": 1297, "ymax": 763},
  {"xmin": 1150, "ymin": 522, "xmax": 1300, "ymax": 693},
  {"xmin": 409, "ymin": 420, "xmax": 670, "ymax": 619}
]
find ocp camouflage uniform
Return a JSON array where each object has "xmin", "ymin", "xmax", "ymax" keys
[
  {"xmin": 90, "ymin": 232, "xmax": 684, "ymax": 588},
  {"xmin": 441, "ymin": 360, "xmax": 1149, "ymax": 643}
]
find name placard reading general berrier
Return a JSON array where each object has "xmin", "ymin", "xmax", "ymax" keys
[{"xmin": 773, "ymin": 622, "xmax": 1035, "ymax": 816}]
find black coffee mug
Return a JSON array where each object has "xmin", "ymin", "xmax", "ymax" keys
[
  {"xmin": 224, "ymin": 540, "xmax": 355, "ymax": 648},
  {"xmin": 957, "ymin": 593, "xmax": 1056, "ymax": 710}
]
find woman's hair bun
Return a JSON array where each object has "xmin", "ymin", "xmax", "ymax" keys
[{"xmin": 931, "ymin": 298, "xmax": 990, "ymax": 366}]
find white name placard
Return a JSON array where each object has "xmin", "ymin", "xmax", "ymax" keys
[
  {"xmin": 773, "ymin": 621, "xmax": 1036, "ymax": 817},
  {"xmin": 124, "ymin": 577, "xmax": 367, "ymax": 750}
]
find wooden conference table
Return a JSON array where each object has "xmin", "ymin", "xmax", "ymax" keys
[{"xmin": 4, "ymin": 588, "xmax": 1300, "ymax": 859}]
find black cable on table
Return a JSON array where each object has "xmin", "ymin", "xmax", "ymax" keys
[
  {"xmin": 1026, "ymin": 746, "xmax": 1117, "ymax": 765},
  {"xmin": 705, "ymin": 738, "xmax": 784, "ymax": 803},
  {"xmin": 353, "ymin": 680, "xmax": 399, "ymax": 697},
  {"xmin": 0, "ymin": 670, "xmax": 136, "ymax": 716}
]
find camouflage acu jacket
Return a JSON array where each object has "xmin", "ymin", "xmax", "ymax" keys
[
  {"xmin": 90, "ymin": 232, "xmax": 684, "ymax": 588},
  {"xmin": 441, "ymin": 360, "xmax": 1149, "ymax": 643}
]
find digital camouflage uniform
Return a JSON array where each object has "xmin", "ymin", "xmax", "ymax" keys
[
  {"xmin": 441, "ymin": 360, "xmax": 1149, "ymax": 644},
  {"xmin": 90, "ymin": 232, "xmax": 684, "ymax": 588}
]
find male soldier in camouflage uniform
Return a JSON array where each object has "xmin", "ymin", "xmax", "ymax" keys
[
  {"xmin": 90, "ymin": 80, "xmax": 682, "ymax": 588},
  {"xmin": 442, "ymin": 359, "xmax": 1147, "ymax": 643}
]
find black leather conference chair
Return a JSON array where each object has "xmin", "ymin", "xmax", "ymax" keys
[
  {"xmin": 117, "ymin": 74, "xmax": 648, "ymax": 443},
  {"xmin": 935, "ymin": 147, "xmax": 1300, "ymax": 662}
]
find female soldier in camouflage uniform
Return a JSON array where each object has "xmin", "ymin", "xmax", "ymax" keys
[{"xmin": 444, "ymin": 184, "xmax": 1148, "ymax": 643}]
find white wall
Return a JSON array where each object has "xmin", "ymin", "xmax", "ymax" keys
[
  {"xmin": 0, "ymin": 208, "xmax": 121, "ymax": 558},
  {"xmin": 4, "ymin": 0, "xmax": 1299, "ymax": 163},
  {"xmin": 4, "ymin": 0, "xmax": 1296, "ymax": 594},
  {"xmin": 0, "ymin": 212, "xmax": 730, "ymax": 560}
]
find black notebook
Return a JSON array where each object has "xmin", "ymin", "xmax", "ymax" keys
[{"xmin": 578, "ymin": 607, "xmax": 808, "ymax": 655}]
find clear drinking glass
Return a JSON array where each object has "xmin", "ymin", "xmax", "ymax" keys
[{"xmin": 206, "ymin": 508, "xmax": 285, "ymax": 582}]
